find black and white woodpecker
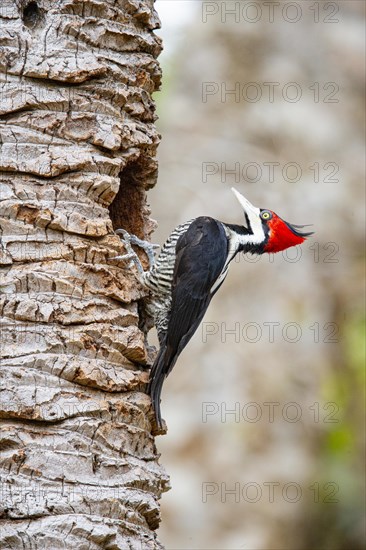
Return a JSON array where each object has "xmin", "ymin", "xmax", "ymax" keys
[{"xmin": 114, "ymin": 188, "xmax": 313, "ymax": 431}]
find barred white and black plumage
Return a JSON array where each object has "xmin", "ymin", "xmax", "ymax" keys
[
  {"xmin": 142, "ymin": 220, "xmax": 193, "ymax": 340},
  {"xmin": 141, "ymin": 188, "xmax": 313, "ymax": 431},
  {"xmin": 146, "ymin": 217, "xmax": 232, "ymax": 429}
]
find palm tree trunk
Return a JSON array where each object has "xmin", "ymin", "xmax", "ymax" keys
[{"xmin": 0, "ymin": 0, "xmax": 168, "ymax": 547}]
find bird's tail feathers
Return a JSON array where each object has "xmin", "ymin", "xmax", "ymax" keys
[{"xmin": 148, "ymin": 344, "xmax": 177, "ymax": 430}]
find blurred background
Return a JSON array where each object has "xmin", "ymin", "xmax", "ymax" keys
[{"xmin": 148, "ymin": 1, "xmax": 365, "ymax": 548}]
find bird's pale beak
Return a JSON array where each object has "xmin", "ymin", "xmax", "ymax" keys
[
  {"xmin": 231, "ymin": 187, "xmax": 262, "ymax": 232},
  {"xmin": 231, "ymin": 187, "xmax": 259, "ymax": 216}
]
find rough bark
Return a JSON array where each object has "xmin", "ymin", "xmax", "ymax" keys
[{"xmin": 0, "ymin": 0, "xmax": 168, "ymax": 548}]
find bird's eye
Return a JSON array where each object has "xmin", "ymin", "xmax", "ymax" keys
[{"xmin": 261, "ymin": 211, "xmax": 272, "ymax": 220}]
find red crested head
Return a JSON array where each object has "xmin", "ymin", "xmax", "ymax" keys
[
  {"xmin": 263, "ymin": 211, "xmax": 312, "ymax": 253},
  {"xmin": 231, "ymin": 188, "xmax": 314, "ymax": 255}
]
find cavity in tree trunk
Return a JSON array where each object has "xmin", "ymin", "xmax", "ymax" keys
[{"xmin": 0, "ymin": 0, "xmax": 169, "ymax": 548}]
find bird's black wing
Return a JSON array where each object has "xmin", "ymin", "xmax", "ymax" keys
[{"xmin": 148, "ymin": 216, "xmax": 228, "ymax": 429}]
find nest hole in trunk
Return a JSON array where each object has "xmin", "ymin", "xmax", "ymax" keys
[
  {"xmin": 22, "ymin": 1, "xmax": 44, "ymax": 28},
  {"xmin": 109, "ymin": 161, "xmax": 148, "ymax": 239}
]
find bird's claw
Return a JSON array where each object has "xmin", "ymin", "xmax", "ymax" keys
[
  {"xmin": 109, "ymin": 252, "xmax": 136, "ymax": 266},
  {"xmin": 110, "ymin": 253, "xmax": 135, "ymax": 261},
  {"xmin": 115, "ymin": 228, "xmax": 160, "ymax": 271}
]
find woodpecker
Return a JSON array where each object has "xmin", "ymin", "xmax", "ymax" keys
[{"xmin": 114, "ymin": 188, "xmax": 313, "ymax": 431}]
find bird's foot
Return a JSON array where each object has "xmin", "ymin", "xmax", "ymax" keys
[
  {"xmin": 113, "ymin": 229, "xmax": 160, "ymax": 272},
  {"xmin": 109, "ymin": 250, "xmax": 144, "ymax": 275},
  {"xmin": 125, "ymin": 232, "xmax": 160, "ymax": 270}
]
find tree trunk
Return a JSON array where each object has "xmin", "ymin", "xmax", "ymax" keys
[{"xmin": 0, "ymin": 1, "xmax": 168, "ymax": 548}]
